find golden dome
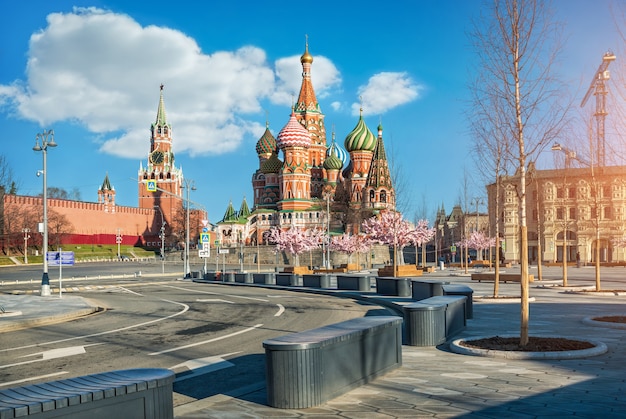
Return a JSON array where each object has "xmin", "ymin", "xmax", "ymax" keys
[{"xmin": 301, "ymin": 40, "xmax": 313, "ymax": 64}]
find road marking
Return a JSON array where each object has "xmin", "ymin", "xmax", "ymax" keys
[
  {"xmin": 1, "ymin": 345, "xmax": 91, "ymax": 369},
  {"xmin": 196, "ymin": 298, "xmax": 234, "ymax": 304},
  {"xmin": 164, "ymin": 285, "xmax": 269, "ymax": 302},
  {"xmin": 1, "ymin": 298, "xmax": 190, "ymax": 353},
  {"xmin": 275, "ymin": 304, "xmax": 285, "ymax": 317},
  {"xmin": 116, "ymin": 286, "xmax": 143, "ymax": 296},
  {"xmin": 0, "ymin": 372, "xmax": 68, "ymax": 388},
  {"xmin": 170, "ymin": 352, "xmax": 240, "ymax": 382},
  {"xmin": 149, "ymin": 324, "xmax": 264, "ymax": 356}
]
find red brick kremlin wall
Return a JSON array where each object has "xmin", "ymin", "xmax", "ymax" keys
[{"xmin": 4, "ymin": 194, "xmax": 160, "ymax": 247}]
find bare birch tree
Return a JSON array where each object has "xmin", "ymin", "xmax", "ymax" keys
[
  {"xmin": 468, "ymin": 70, "xmax": 515, "ymax": 297},
  {"xmin": 468, "ymin": 0, "xmax": 568, "ymax": 345}
]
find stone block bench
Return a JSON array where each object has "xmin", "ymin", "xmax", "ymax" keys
[
  {"xmin": 441, "ymin": 284, "xmax": 474, "ymax": 319},
  {"xmin": 337, "ymin": 274, "xmax": 372, "ymax": 292},
  {"xmin": 403, "ymin": 295, "xmax": 467, "ymax": 346},
  {"xmin": 375, "ymin": 276, "xmax": 412, "ymax": 297},
  {"xmin": 0, "ymin": 368, "xmax": 174, "ymax": 419},
  {"xmin": 410, "ymin": 279, "xmax": 450, "ymax": 301},
  {"xmin": 275, "ymin": 273, "xmax": 303, "ymax": 287},
  {"xmin": 252, "ymin": 272, "xmax": 276, "ymax": 285},
  {"xmin": 263, "ymin": 316, "xmax": 403, "ymax": 409},
  {"xmin": 302, "ymin": 273, "xmax": 332, "ymax": 288},
  {"xmin": 471, "ymin": 273, "xmax": 534, "ymax": 283}
]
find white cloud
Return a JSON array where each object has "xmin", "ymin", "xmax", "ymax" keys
[
  {"xmin": 351, "ymin": 72, "xmax": 421, "ymax": 116},
  {"xmin": 0, "ymin": 7, "xmax": 416, "ymax": 161},
  {"xmin": 2, "ymin": 7, "xmax": 276, "ymax": 159}
]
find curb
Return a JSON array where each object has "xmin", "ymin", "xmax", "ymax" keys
[
  {"xmin": 0, "ymin": 307, "xmax": 103, "ymax": 333},
  {"xmin": 449, "ymin": 335, "xmax": 608, "ymax": 359}
]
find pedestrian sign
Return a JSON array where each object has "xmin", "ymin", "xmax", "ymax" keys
[
  {"xmin": 146, "ymin": 180, "xmax": 157, "ymax": 192},
  {"xmin": 200, "ymin": 233, "xmax": 210, "ymax": 243}
]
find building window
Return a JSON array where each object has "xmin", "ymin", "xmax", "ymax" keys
[
  {"xmin": 604, "ymin": 185, "xmax": 611, "ymax": 198},
  {"xmin": 604, "ymin": 207, "xmax": 612, "ymax": 220},
  {"xmin": 569, "ymin": 207, "xmax": 576, "ymax": 220},
  {"xmin": 556, "ymin": 207, "xmax": 564, "ymax": 220},
  {"xmin": 557, "ymin": 188, "xmax": 564, "ymax": 199},
  {"xmin": 381, "ymin": 190, "xmax": 387, "ymax": 203},
  {"xmin": 532, "ymin": 209, "xmax": 537, "ymax": 221},
  {"xmin": 568, "ymin": 187, "xmax": 576, "ymax": 199}
]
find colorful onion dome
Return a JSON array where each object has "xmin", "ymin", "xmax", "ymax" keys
[
  {"xmin": 260, "ymin": 151, "xmax": 283, "ymax": 174},
  {"xmin": 276, "ymin": 112, "xmax": 311, "ymax": 149},
  {"xmin": 326, "ymin": 140, "xmax": 348, "ymax": 166},
  {"xmin": 344, "ymin": 114, "xmax": 376, "ymax": 152},
  {"xmin": 255, "ymin": 124, "xmax": 276, "ymax": 156},
  {"xmin": 323, "ymin": 146, "xmax": 343, "ymax": 171}
]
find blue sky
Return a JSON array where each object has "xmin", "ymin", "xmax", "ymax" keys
[{"xmin": 1, "ymin": 1, "xmax": 624, "ymax": 224}]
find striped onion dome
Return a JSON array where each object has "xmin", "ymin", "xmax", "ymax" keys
[
  {"xmin": 344, "ymin": 113, "xmax": 376, "ymax": 152},
  {"xmin": 276, "ymin": 112, "xmax": 311, "ymax": 149},
  {"xmin": 326, "ymin": 140, "xmax": 348, "ymax": 166},
  {"xmin": 323, "ymin": 146, "xmax": 343, "ymax": 171},
  {"xmin": 255, "ymin": 125, "xmax": 276, "ymax": 156},
  {"xmin": 260, "ymin": 151, "xmax": 283, "ymax": 174}
]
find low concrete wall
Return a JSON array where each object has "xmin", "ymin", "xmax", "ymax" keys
[
  {"xmin": 263, "ymin": 316, "xmax": 403, "ymax": 409},
  {"xmin": 0, "ymin": 368, "xmax": 174, "ymax": 419}
]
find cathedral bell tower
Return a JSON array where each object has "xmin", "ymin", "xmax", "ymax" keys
[{"xmin": 138, "ymin": 85, "xmax": 183, "ymax": 224}]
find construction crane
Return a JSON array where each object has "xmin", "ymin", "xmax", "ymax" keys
[
  {"xmin": 580, "ymin": 52, "xmax": 616, "ymax": 167},
  {"xmin": 551, "ymin": 142, "xmax": 590, "ymax": 169}
]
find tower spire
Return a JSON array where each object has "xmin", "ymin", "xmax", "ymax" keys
[{"xmin": 156, "ymin": 84, "xmax": 167, "ymax": 126}]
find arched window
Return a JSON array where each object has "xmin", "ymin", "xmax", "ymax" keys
[{"xmin": 381, "ymin": 190, "xmax": 387, "ymax": 203}]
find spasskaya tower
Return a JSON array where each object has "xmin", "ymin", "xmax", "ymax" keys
[{"xmin": 138, "ymin": 85, "xmax": 183, "ymax": 225}]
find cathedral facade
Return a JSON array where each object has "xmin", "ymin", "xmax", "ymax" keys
[{"xmin": 218, "ymin": 43, "xmax": 396, "ymax": 247}]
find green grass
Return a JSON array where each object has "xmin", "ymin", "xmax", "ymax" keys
[{"xmin": 0, "ymin": 245, "xmax": 156, "ymax": 266}]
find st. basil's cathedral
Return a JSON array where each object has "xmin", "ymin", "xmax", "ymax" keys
[
  {"xmin": 217, "ymin": 42, "xmax": 396, "ymax": 247},
  {"xmin": 0, "ymin": 42, "xmax": 395, "ymax": 254}
]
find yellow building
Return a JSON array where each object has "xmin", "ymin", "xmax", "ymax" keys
[{"xmin": 488, "ymin": 163, "xmax": 626, "ymax": 265}]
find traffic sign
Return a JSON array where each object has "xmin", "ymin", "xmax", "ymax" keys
[
  {"xmin": 200, "ymin": 233, "xmax": 210, "ymax": 243},
  {"xmin": 47, "ymin": 251, "xmax": 75, "ymax": 266},
  {"xmin": 146, "ymin": 180, "xmax": 157, "ymax": 192},
  {"xmin": 199, "ymin": 246, "xmax": 210, "ymax": 258}
]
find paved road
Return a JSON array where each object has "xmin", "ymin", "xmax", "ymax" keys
[
  {"xmin": 3, "ymin": 265, "xmax": 626, "ymax": 418},
  {"xmin": 0, "ymin": 280, "xmax": 378, "ymax": 407}
]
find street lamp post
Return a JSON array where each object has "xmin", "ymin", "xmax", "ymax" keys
[
  {"xmin": 33, "ymin": 129, "xmax": 57, "ymax": 297},
  {"xmin": 183, "ymin": 179, "xmax": 195, "ymax": 278},
  {"xmin": 154, "ymin": 206, "xmax": 166, "ymax": 274},
  {"xmin": 22, "ymin": 228, "xmax": 30, "ymax": 264}
]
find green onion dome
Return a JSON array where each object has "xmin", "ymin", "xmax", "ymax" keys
[
  {"xmin": 326, "ymin": 140, "xmax": 348, "ymax": 166},
  {"xmin": 323, "ymin": 146, "xmax": 343, "ymax": 171},
  {"xmin": 344, "ymin": 114, "xmax": 376, "ymax": 152},
  {"xmin": 260, "ymin": 151, "xmax": 283, "ymax": 174}
]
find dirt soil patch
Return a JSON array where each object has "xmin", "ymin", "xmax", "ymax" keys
[
  {"xmin": 461, "ymin": 336, "xmax": 595, "ymax": 352},
  {"xmin": 594, "ymin": 315, "xmax": 626, "ymax": 323}
]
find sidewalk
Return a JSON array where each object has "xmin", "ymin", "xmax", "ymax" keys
[{"xmin": 2, "ymin": 270, "xmax": 626, "ymax": 418}]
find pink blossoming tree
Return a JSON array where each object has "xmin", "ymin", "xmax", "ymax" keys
[
  {"xmin": 330, "ymin": 234, "xmax": 372, "ymax": 267},
  {"xmin": 466, "ymin": 231, "xmax": 496, "ymax": 262},
  {"xmin": 362, "ymin": 210, "xmax": 414, "ymax": 276},
  {"xmin": 267, "ymin": 226, "xmax": 322, "ymax": 267},
  {"xmin": 407, "ymin": 219, "xmax": 436, "ymax": 268}
]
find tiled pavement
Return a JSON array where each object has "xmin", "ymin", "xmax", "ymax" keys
[{"xmin": 2, "ymin": 267, "xmax": 626, "ymax": 418}]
